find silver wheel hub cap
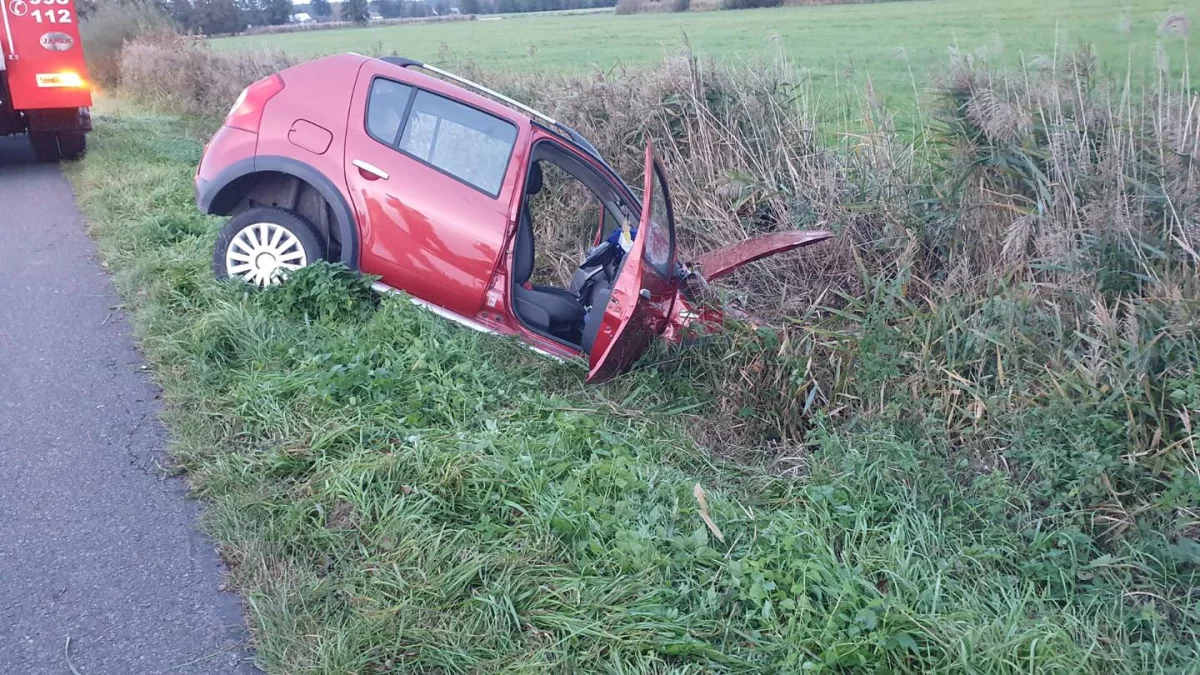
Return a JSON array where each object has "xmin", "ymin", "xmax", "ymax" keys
[{"xmin": 225, "ymin": 222, "xmax": 307, "ymax": 286}]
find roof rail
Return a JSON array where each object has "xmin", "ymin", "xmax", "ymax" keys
[{"xmin": 381, "ymin": 56, "xmax": 558, "ymax": 127}]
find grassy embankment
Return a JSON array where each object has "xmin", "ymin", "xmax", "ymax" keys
[
  {"xmin": 69, "ymin": 108, "xmax": 1200, "ymax": 672},
  {"xmin": 64, "ymin": 5, "xmax": 1200, "ymax": 671}
]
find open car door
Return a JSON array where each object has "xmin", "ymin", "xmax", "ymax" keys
[{"xmin": 586, "ymin": 140, "xmax": 678, "ymax": 383}]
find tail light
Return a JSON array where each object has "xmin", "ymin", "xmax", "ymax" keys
[{"xmin": 225, "ymin": 74, "xmax": 284, "ymax": 133}]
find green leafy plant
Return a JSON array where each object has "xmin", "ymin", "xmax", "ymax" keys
[{"xmin": 260, "ymin": 261, "xmax": 379, "ymax": 324}]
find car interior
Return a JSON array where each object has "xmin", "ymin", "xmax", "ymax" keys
[{"xmin": 511, "ymin": 142, "xmax": 637, "ymax": 353}]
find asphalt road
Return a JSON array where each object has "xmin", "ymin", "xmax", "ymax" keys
[{"xmin": 0, "ymin": 137, "xmax": 256, "ymax": 673}]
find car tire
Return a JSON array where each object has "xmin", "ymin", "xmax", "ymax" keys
[
  {"xmin": 213, "ymin": 207, "xmax": 326, "ymax": 287},
  {"xmin": 29, "ymin": 132, "xmax": 60, "ymax": 163},
  {"xmin": 58, "ymin": 131, "xmax": 87, "ymax": 160}
]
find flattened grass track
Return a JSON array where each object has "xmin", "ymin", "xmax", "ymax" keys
[{"xmin": 0, "ymin": 137, "xmax": 254, "ymax": 673}]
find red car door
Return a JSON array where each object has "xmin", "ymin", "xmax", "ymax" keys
[
  {"xmin": 342, "ymin": 61, "xmax": 525, "ymax": 319},
  {"xmin": 587, "ymin": 139, "xmax": 679, "ymax": 383}
]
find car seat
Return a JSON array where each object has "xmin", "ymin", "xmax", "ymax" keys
[{"xmin": 512, "ymin": 162, "xmax": 586, "ymax": 344}]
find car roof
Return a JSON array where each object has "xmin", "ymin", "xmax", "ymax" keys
[{"xmin": 374, "ymin": 56, "xmax": 531, "ymax": 129}]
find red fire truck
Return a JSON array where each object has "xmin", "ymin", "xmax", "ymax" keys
[{"xmin": 0, "ymin": 0, "xmax": 91, "ymax": 161}]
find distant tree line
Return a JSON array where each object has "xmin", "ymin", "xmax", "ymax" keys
[
  {"xmin": 79, "ymin": 0, "xmax": 298, "ymax": 35},
  {"xmin": 301, "ymin": 0, "xmax": 617, "ymax": 25},
  {"xmin": 470, "ymin": 0, "xmax": 616, "ymax": 13},
  {"xmin": 176, "ymin": 0, "xmax": 295, "ymax": 33},
  {"xmin": 80, "ymin": 0, "xmax": 617, "ymax": 35}
]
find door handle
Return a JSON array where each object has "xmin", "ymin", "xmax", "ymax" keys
[{"xmin": 353, "ymin": 159, "xmax": 389, "ymax": 181}]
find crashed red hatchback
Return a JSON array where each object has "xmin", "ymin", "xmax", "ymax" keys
[{"xmin": 195, "ymin": 54, "xmax": 829, "ymax": 382}]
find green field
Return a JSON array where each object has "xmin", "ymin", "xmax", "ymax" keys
[{"xmin": 215, "ymin": 0, "xmax": 1197, "ymax": 106}]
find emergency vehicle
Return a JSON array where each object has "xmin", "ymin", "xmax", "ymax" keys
[{"xmin": 0, "ymin": 0, "xmax": 91, "ymax": 161}]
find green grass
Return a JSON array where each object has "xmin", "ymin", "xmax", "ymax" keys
[
  {"xmin": 64, "ymin": 109, "xmax": 1199, "ymax": 672},
  {"xmin": 213, "ymin": 0, "xmax": 1198, "ymax": 108}
]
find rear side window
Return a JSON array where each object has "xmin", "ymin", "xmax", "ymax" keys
[
  {"xmin": 366, "ymin": 79, "xmax": 415, "ymax": 145},
  {"xmin": 398, "ymin": 90, "xmax": 517, "ymax": 197}
]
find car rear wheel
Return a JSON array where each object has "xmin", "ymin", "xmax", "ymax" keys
[{"xmin": 213, "ymin": 208, "xmax": 326, "ymax": 287}]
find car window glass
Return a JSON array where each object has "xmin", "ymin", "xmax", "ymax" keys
[
  {"xmin": 398, "ymin": 90, "xmax": 517, "ymax": 196},
  {"xmin": 644, "ymin": 163, "xmax": 673, "ymax": 272},
  {"xmin": 602, "ymin": 204, "xmax": 623, "ymax": 240},
  {"xmin": 366, "ymin": 79, "xmax": 414, "ymax": 145}
]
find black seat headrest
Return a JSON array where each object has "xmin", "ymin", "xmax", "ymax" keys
[{"xmin": 526, "ymin": 162, "xmax": 543, "ymax": 195}]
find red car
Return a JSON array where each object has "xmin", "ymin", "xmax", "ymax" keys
[{"xmin": 195, "ymin": 54, "xmax": 829, "ymax": 382}]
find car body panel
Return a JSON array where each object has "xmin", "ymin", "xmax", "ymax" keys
[
  {"xmin": 255, "ymin": 53, "xmax": 362, "ymax": 248},
  {"xmin": 343, "ymin": 58, "xmax": 531, "ymax": 320},
  {"xmin": 288, "ymin": 119, "xmax": 333, "ymax": 155},
  {"xmin": 195, "ymin": 125, "xmax": 257, "ymax": 188},
  {"xmin": 587, "ymin": 142, "xmax": 679, "ymax": 383},
  {"xmin": 690, "ymin": 230, "xmax": 834, "ymax": 282}
]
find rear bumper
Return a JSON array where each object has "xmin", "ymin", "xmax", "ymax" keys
[
  {"xmin": 194, "ymin": 125, "xmax": 258, "ymax": 214},
  {"xmin": 0, "ymin": 106, "xmax": 90, "ymax": 137},
  {"xmin": 25, "ymin": 107, "xmax": 91, "ymax": 132}
]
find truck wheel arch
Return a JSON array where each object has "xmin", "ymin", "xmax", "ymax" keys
[{"xmin": 199, "ymin": 156, "xmax": 360, "ymax": 270}]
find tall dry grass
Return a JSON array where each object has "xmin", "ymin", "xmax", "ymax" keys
[
  {"xmin": 79, "ymin": 0, "xmax": 175, "ymax": 87},
  {"xmin": 120, "ymin": 37, "xmax": 298, "ymax": 118}
]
